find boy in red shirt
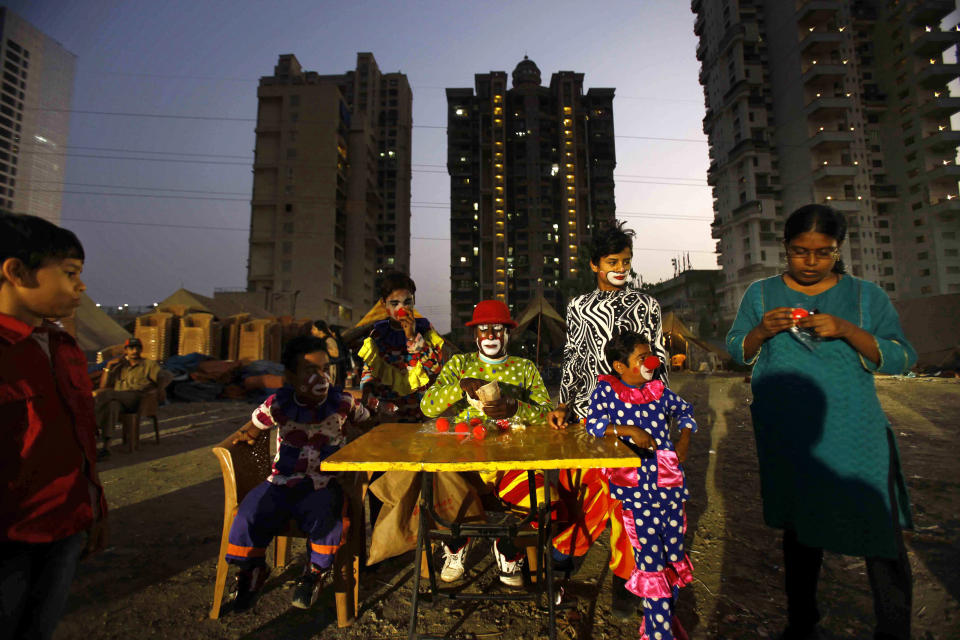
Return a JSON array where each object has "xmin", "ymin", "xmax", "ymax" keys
[{"xmin": 0, "ymin": 213, "xmax": 108, "ymax": 640}]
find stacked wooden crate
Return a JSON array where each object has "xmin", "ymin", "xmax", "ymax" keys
[
  {"xmin": 178, "ymin": 312, "xmax": 220, "ymax": 357},
  {"xmin": 237, "ymin": 318, "xmax": 282, "ymax": 362},
  {"xmin": 221, "ymin": 313, "xmax": 251, "ymax": 360},
  {"xmin": 134, "ymin": 311, "xmax": 175, "ymax": 362}
]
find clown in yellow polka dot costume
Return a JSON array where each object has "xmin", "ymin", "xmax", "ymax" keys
[{"xmin": 419, "ymin": 300, "xmax": 553, "ymax": 585}]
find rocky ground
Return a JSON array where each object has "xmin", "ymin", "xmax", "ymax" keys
[{"xmin": 54, "ymin": 373, "xmax": 960, "ymax": 639}]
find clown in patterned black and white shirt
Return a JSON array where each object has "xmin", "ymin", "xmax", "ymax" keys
[{"xmin": 545, "ymin": 220, "xmax": 669, "ymax": 617}]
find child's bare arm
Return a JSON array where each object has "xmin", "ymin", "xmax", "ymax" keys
[
  {"xmin": 610, "ymin": 425, "xmax": 656, "ymax": 452},
  {"xmin": 232, "ymin": 420, "xmax": 266, "ymax": 445},
  {"xmin": 674, "ymin": 428, "xmax": 692, "ymax": 463}
]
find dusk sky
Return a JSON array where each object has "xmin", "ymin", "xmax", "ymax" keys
[{"xmin": 14, "ymin": 0, "xmax": 713, "ymax": 333}]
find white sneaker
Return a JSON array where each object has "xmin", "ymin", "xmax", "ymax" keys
[
  {"xmin": 493, "ymin": 539, "xmax": 525, "ymax": 587},
  {"xmin": 440, "ymin": 541, "xmax": 469, "ymax": 582}
]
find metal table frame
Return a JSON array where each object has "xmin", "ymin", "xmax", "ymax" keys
[
  {"xmin": 407, "ymin": 469, "xmax": 560, "ymax": 640},
  {"xmin": 320, "ymin": 422, "xmax": 640, "ymax": 640}
]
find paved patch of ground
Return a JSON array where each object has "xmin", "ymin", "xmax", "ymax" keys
[{"xmin": 54, "ymin": 374, "xmax": 960, "ymax": 639}]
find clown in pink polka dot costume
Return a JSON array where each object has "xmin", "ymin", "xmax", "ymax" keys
[{"xmin": 585, "ymin": 330, "xmax": 697, "ymax": 640}]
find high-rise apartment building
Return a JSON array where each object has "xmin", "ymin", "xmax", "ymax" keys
[
  {"xmin": 0, "ymin": 8, "xmax": 75, "ymax": 223},
  {"xmin": 446, "ymin": 57, "xmax": 616, "ymax": 329},
  {"xmin": 693, "ymin": 0, "xmax": 960, "ymax": 319},
  {"xmin": 245, "ymin": 52, "xmax": 411, "ymax": 323}
]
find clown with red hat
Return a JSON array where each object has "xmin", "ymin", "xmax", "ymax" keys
[{"xmin": 420, "ymin": 299, "xmax": 552, "ymax": 586}]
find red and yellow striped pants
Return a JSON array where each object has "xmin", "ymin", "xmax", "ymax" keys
[{"xmin": 484, "ymin": 468, "xmax": 635, "ymax": 579}]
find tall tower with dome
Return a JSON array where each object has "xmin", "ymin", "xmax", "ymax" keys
[{"xmin": 446, "ymin": 57, "xmax": 616, "ymax": 333}]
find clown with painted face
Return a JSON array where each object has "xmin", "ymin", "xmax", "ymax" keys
[
  {"xmin": 358, "ymin": 271, "xmax": 445, "ymax": 423},
  {"xmin": 422, "ymin": 300, "xmax": 549, "ymax": 423},
  {"xmin": 544, "ymin": 220, "xmax": 669, "ymax": 617},
  {"xmin": 420, "ymin": 300, "xmax": 553, "ymax": 586},
  {"xmin": 223, "ymin": 336, "xmax": 373, "ymax": 611},
  {"xmin": 586, "ymin": 329, "xmax": 697, "ymax": 640}
]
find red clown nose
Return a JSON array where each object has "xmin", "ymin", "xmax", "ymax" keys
[
  {"xmin": 396, "ymin": 308, "xmax": 408, "ymax": 318},
  {"xmin": 643, "ymin": 355, "xmax": 661, "ymax": 370}
]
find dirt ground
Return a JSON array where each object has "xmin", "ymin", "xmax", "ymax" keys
[{"xmin": 54, "ymin": 373, "xmax": 959, "ymax": 639}]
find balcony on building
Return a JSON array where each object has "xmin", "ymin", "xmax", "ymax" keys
[
  {"xmin": 730, "ymin": 198, "xmax": 767, "ymax": 221},
  {"xmin": 707, "ymin": 161, "xmax": 719, "ymax": 185},
  {"xmin": 927, "ymin": 195, "xmax": 960, "ymax": 219},
  {"xmin": 870, "ymin": 184, "xmax": 899, "ymax": 202},
  {"xmin": 718, "ymin": 24, "xmax": 746, "ymax": 55},
  {"xmin": 799, "ymin": 30, "xmax": 844, "ymax": 55},
  {"xmin": 703, "ymin": 106, "xmax": 716, "ymax": 130},
  {"xmin": 916, "ymin": 62, "xmax": 960, "ymax": 89},
  {"xmin": 710, "ymin": 221, "xmax": 723, "ymax": 239},
  {"xmin": 921, "ymin": 128, "xmax": 960, "ymax": 152},
  {"xmin": 819, "ymin": 195, "xmax": 860, "ymax": 212},
  {"xmin": 809, "ymin": 129, "xmax": 855, "ymax": 150},
  {"xmin": 863, "ymin": 87, "xmax": 889, "ymax": 111},
  {"xmin": 696, "ymin": 39, "xmax": 708, "ymax": 62},
  {"xmin": 796, "ymin": 0, "xmax": 841, "ymax": 24},
  {"xmin": 804, "ymin": 94, "xmax": 854, "ymax": 118},
  {"xmin": 728, "ymin": 136, "xmax": 768, "ymax": 163},
  {"xmin": 925, "ymin": 162, "xmax": 960, "ymax": 181},
  {"xmin": 919, "ymin": 95, "xmax": 960, "ymax": 120},
  {"xmin": 723, "ymin": 78, "xmax": 751, "ymax": 105},
  {"xmin": 801, "ymin": 62, "xmax": 848, "ymax": 85},
  {"xmin": 907, "ymin": 0, "xmax": 955, "ymax": 26},
  {"xmin": 909, "ymin": 27, "xmax": 960, "ymax": 57},
  {"xmin": 811, "ymin": 163, "xmax": 859, "ymax": 183}
]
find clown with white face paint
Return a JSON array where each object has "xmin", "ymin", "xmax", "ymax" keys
[
  {"xmin": 224, "ymin": 336, "xmax": 374, "ymax": 611},
  {"xmin": 422, "ymin": 300, "xmax": 549, "ymax": 423},
  {"xmin": 420, "ymin": 299, "xmax": 554, "ymax": 585},
  {"xmin": 358, "ymin": 271, "xmax": 445, "ymax": 423},
  {"xmin": 475, "ymin": 323, "xmax": 508, "ymax": 360},
  {"xmin": 586, "ymin": 329, "xmax": 697, "ymax": 640},
  {"xmin": 547, "ymin": 221, "xmax": 669, "ymax": 619}
]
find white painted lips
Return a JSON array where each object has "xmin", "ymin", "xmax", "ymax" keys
[{"xmin": 481, "ymin": 340, "xmax": 502, "ymax": 354}]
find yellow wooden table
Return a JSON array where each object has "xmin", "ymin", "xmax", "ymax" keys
[{"xmin": 322, "ymin": 421, "xmax": 641, "ymax": 640}]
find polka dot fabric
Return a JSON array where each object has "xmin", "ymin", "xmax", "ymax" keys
[
  {"xmin": 585, "ymin": 377, "xmax": 697, "ymax": 640},
  {"xmin": 420, "ymin": 352, "xmax": 551, "ymax": 424}
]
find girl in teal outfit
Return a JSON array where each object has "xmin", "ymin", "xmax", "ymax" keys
[{"xmin": 726, "ymin": 205, "xmax": 916, "ymax": 640}]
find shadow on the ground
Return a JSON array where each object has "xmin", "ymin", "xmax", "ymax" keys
[
  {"xmin": 669, "ymin": 372, "xmax": 717, "ymax": 637},
  {"xmin": 66, "ymin": 478, "xmax": 224, "ymax": 614}
]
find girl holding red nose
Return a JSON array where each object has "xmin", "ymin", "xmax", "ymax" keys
[
  {"xmin": 586, "ymin": 330, "xmax": 697, "ymax": 640},
  {"xmin": 727, "ymin": 205, "xmax": 916, "ymax": 640}
]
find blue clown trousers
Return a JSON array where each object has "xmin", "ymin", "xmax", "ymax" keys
[{"xmin": 225, "ymin": 479, "xmax": 347, "ymax": 571}]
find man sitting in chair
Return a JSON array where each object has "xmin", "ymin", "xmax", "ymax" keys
[
  {"xmin": 94, "ymin": 337, "xmax": 170, "ymax": 458},
  {"xmin": 420, "ymin": 299, "xmax": 553, "ymax": 587}
]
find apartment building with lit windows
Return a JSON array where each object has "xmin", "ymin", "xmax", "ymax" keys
[
  {"xmin": 693, "ymin": 0, "xmax": 960, "ymax": 319},
  {"xmin": 446, "ymin": 57, "xmax": 616, "ymax": 329},
  {"xmin": 0, "ymin": 8, "xmax": 75, "ymax": 222},
  {"xmin": 243, "ymin": 52, "xmax": 411, "ymax": 323}
]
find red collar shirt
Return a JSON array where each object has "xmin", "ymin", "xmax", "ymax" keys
[{"xmin": 0, "ymin": 312, "xmax": 106, "ymax": 542}]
